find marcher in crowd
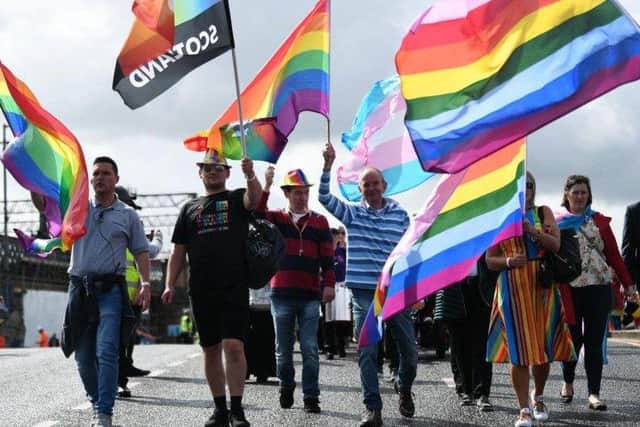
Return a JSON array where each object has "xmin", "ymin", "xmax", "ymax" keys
[
  {"xmin": 115, "ymin": 185, "xmax": 163, "ymax": 398},
  {"xmin": 320, "ymin": 142, "xmax": 416, "ymax": 427},
  {"xmin": 257, "ymin": 166, "xmax": 335, "ymax": 414},
  {"xmin": 36, "ymin": 326, "xmax": 48, "ymax": 347},
  {"xmin": 324, "ymin": 227, "xmax": 351, "ymax": 360},
  {"xmin": 162, "ymin": 149, "xmax": 261, "ymax": 427},
  {"xmin": 486, "ymin": 172, "xmax": 575, "ymax": 427},
  {"xmin": 32, "ymin": 156, "xmax": 151, "ymax": 427},
  {"xmin": 48, "ymin": 333, "xmax": 60, "ymax": 347},
  {"xmin": 180, "ymin": 309, "xmax": 194, "ymax": 344},
  {"xmin": 557, "ymin": 175, "xmax": 637, "ymax": 411},
  {"xmin": 434, "ymin": 257, "xmax": 494, "ymax": 412},
  {"xmin": 246, "ymin": 284, "xmax": 276, "ymax": 384}
]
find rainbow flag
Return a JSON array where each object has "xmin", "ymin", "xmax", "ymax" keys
[
  {"xmin": 114, "ymin": 0, "xmax": 234, "ymax": 109},
  {"xmin": 338, "ymin": 75, "xmax": 433, "ymax": 201},
  {"xmin": 0, "ymin": 62, "xmax": 88, "ymax": 255},
  {"xmin": 358, "ymin": 139, "xmax": 525, "ymax": 347},
  {"xmin": 396, "ymin": 0, "xmax": 640, "ymax": 173},
  {"xmin": 185, "ymin": 0, "xmax": 329, "ymax": 159},
  {"xmin": 217, "ymin": 118, "xmax": 288, "ymax": 163}
]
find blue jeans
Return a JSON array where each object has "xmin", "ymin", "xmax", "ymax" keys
[
  {"xmin": 351, "ymin": 288, "xmax": 417, "ymax": 410},
  {"xmin": 74, "ymin": 285, "xmax": 122, "ymax": 415},
  {"xmin": 271, "ymin": 296, "xmax": 320, "ymax": 399}
]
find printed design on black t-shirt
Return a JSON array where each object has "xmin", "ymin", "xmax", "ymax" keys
[{"xmin": 195, "ymin": 200, "xmax": 232, "ymax": 234}]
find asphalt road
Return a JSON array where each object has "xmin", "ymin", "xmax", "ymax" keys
[{"xmin": 1, "ymin": 339, "xmax": 639, "ymax": 427}]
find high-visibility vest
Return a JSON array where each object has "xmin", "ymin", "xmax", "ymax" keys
[{"xmin": 126, "ymin": 250, "xmax": 140, "ymax": 302}]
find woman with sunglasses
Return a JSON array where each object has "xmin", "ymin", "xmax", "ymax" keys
[
  {"xmin": 485, "ymin": 172, "xmax": 575, "ymax": 427},
  {"xmin": 556, "ymin": 175, "xmax": 637, "ymax": 411}
]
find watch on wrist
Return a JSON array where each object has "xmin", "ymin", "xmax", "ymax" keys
[{"xmin": 140, "ymin": 281, "xmax": 151, "ymax": 287}]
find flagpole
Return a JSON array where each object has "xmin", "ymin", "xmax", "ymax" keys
[
  {"xmin": 326, "ymin": 0, "xmax": 331, "ymax": 145},
  {"xmin": 230, "ymin": 48, "xmax": 247, "ymax": 157}
]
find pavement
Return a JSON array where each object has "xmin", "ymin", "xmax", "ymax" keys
[{"xmin": 1, "ymin": 341, "xmax": 640, "ymax": 427}]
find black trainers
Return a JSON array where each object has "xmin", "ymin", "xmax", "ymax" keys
[
  {"xmin": 229, "ymin": 409, "xmax": 250, "ymax": 427},
  {"xmin": 117, "ymin": 386, "xmax": 132, "ymax": 398},
  {"xmin": 458, "ymin": 393, "xmax": 474, "ymax": 406},
  {"xmin": 398, "ymin": 392, "xmax": 415, "ymax": 418},
  {"xmin": 204, "ymin": 409, "xmax": 229, "ymax": 427},
  {"xmin": 303, "ymin": 398, "xmax": 321, "ymax": 413},
  {"xmin": 476, "ymin": 395, "xmax": 493, "ymax": 412},
  {"xmin": 279, "ymin": 386, "xmax": 295, "ymax": 409},
  {"xmin": 126, "ymin": 366, "xmax": 151, "ymax": 377},
  {"xmin": 359, "ymin": 408, "xmax": 383, "ymax": 427}
]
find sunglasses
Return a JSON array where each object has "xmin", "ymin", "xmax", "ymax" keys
[
  {"xmin": 201, "ymin": 164, "xmax": 229, "ymax": 173},
  {"xmin": 526, "ymin": 182, "xmax": 534, "ymax": 189}
]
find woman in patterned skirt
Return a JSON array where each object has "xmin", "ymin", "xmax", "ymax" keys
[{"xmin": 485, "ymin": 172, "xmax": 575, "ymax": 427}]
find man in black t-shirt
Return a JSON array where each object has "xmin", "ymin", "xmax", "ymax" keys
[{"xmin": 162, "ymin": 148, "xmax": 262, "ymax": 427}]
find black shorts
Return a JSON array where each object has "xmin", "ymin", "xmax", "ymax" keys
[{"xmin": 190, "ymin": 285, "xmax": 249, "ymax": 348}]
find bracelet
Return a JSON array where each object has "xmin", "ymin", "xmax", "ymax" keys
[
  {"xmin": 506, "ymin": 257, "xmax": 512, "ymax": 268},
  {"xmin": 246, "ymin": 174, "xmax": 257, "ymax": 181},
  {"xmin": 140, "ymin": 281, "xmax": 151, "ymax": 287}
]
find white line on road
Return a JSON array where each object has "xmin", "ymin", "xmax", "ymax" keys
[
  {"xmin": 167, "ymin": 360, "xmax": 187, "ymax": 367},
  {"xmin": 33, "ymin": 422, "xmax": 59, "ymax": 427},
  {"xmin": 187, "ymin": 352, "xmax": 202, "ymax": 359},
  {"xmin": 72, "ymin": 402, "xmax": 93, "ymax": 411},
  {"xmin": 148, "ymin": 369, "xmax": 167, "ymax": 377},
  {"xmin": 442, "ymin": 377, "xmax": 455, "ymax": 388}
]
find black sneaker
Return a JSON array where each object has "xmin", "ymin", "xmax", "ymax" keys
[
  {"xmin": 229, "ymin": 409, "xmax": 250, "ymax": 427},
  {"xmin": 398, "ymin": 392, "xmax": 415, "ymax": 418},
  {"xmin": 205, "ymin": 409, "xmax": 229, "ymax": 427},
  {"xmin": 127, "ymin": 366, "xmax": 151, "ymax": 377},
  {"xmin": 326, "ymin": 352, "xmax": 334, "ymax": 360},
  {"xmin": 459, "ymin": 393, "xmax": 474, "ymax": 406},
  {"xmin": 303, "ymin": 398, "xmax": 321, "ymax": 413},
  {"xmin": 476, "ymin": 395, "xmax": 493, "ymax": 412},
  {"xmin": 359, "ymin": 408, "xmax": 383, "ymax": 427},
  {"xmin": 279, "ymin": 386, "xmax": 295, "ymax": 409},
  {"xmin": 117, "ymin": 386, "xmax": 132, "ymax": 398}
]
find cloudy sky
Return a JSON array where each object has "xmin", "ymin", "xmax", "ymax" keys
[{"xmin": 1, "ymin": 0, "xmax": 639, "ymax": 244}]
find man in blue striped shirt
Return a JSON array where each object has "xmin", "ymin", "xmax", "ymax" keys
[{"xmin": 319, "ymin": 143, "xmax": 418, "ymax": 427}]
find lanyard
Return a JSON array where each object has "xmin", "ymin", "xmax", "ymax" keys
[{"xmin": 289, "ymin": 211, "xmax": 310, "ymax": 256}]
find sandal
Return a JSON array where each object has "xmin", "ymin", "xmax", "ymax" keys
[
  {"xmin": 560, "ymin": 383, "xmax": 573, "ymax": 404},
  {"xmin": 588, "ymin": 394, "xmax": 607, "ymax": 411}
]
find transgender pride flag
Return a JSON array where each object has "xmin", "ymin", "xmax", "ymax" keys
[{"xmin": 338, "ymin": 76, "xmax": 433, "ymax": 201}]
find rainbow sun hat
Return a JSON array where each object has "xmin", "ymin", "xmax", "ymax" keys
[
  {"xmin": 196, "ymin": 149, "xmax": 229, "ymax": 167},
  {"xmin": 281, "ymin": 169, "xmax": 313, "ymax": 189}
]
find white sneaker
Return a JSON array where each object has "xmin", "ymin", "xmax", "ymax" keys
[
  {"xmin": 514, "ymin": 408, "xmax": 532, "ymax": 427},
  {"xmin": 530, "ymin": 390, "xmax": 549, "ymax": 421}
]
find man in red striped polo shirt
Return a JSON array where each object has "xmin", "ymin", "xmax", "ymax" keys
[{"xmin": 257, "ymin": 167, "xmax": 335, "ymax": 414}]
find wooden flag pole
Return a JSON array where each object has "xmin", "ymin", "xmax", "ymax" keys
[{"xmin": 230, "ymin": 48, "xmax": 247, "ymax": 157}]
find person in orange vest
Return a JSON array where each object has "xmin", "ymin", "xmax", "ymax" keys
[{"xmin": 37, "ymin": 327, "xmax": 49, "ymax": 347}]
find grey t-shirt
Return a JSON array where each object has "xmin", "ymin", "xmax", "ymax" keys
[{"xmin": 68, "ymin": 199, "xmax": 149, "ymax": 276}]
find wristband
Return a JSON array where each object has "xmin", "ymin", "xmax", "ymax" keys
[
  {"xmin": 140, "ymin": 281, "xmax": 151, "ymax": 287},
  {"xmin": 506, "ymin": 257, "xmax": 512, "ymax": 268}
]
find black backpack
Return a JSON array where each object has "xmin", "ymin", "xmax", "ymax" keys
[
  {"xmin": 245, "ymin": 216, "xmax": 286, "ymax": 289},
  {"xmin": 538, "ymin": 207, "xmax": 582, "ymax": 287}
]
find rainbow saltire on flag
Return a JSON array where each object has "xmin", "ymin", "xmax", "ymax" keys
[
  {"xmin": 0, "ymin": 62, "xmax": 89, "ymax": 255},
  {"xmin": 338, "ymin": 75, "xmax": 433, "ymax": 201},
  {"xmin": 214, "ymin": 117, "xmax": 288, "ymax": 163},
  {"xmin": 185, "ymin": 0, "xmax": 329, "ymax": 161},
  {"xmin": 396, "ymin": 0, "xmax": 640, "ymax": 173},
  {"xmin": 358, "ymin": 139, "xmax": 525, "ymax": 348},
  {"xmin": 113, "ymin": 0, "xmax": 235, "ymax": 109}
]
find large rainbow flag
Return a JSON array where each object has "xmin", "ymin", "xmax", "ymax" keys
[
  {"xmin": 338, "ymin": 75, "xmax": 433, "ymax": 201},
  {"xmin": 0, "ymin": 62, "xmax": 88, "ymax": 255},
  {"xmin": 358, "ymin": 139, "xmax": 525, "ymax": 347},
  {"xmin": 185, "ymin": 0, "xmax": 329, "ymax": 161},
  {"xmin": 113, "ymin": 0, "xmax": 235, "ymax": 109},
  {"xmin": 396, "ymin": 0, "xmax": 640, "ymax": 173}
]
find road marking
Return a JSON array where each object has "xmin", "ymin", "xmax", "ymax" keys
[
  {"xmin": 610, "ymin": 338, "xmax": 640, "ymax": 348},
  {"xmin": 148, "ymin": 369, "xmax": 167, "ymax": 377},
  {"xmin": 33, "ymin": 422, "xmax": 59, "ymax": 427},
  {"xmin": 168, "ymin": 360, "xmax": 186, "ymax": 367},
  {"xmin": 442, "ymin": 377, "xmax": 455, "ymax": 388},
  {"xmin": 72, "ymin": 402, "xmax": 93, "ymax": 411},
  {"xmin": 187, "ymin": 352, "xmax": 201, "ymax": 359}
]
